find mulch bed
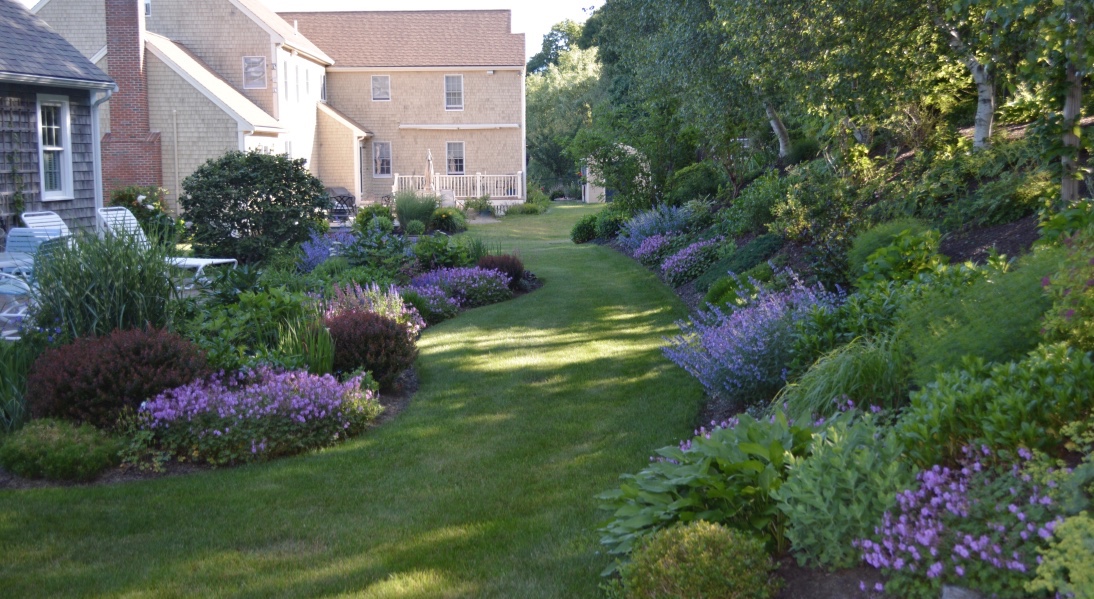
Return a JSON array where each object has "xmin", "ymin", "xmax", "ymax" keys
[{"xmin": 939, "ymin": 214, "xmax": 1040, "ymax": 264}]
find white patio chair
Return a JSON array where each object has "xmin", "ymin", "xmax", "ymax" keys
[
  {"xmin": 20, "ymin": 211, "xmax": 70, "ymax": 237},
  {"xmin": 0, "ymin": 228, "xmax": 53, "ymax": 277},
  {"xmin": 97, "ymin": 207, "xmax": 237, "ymax": 280},
  {"xmin": 0, "ymin": 272, "xmax": 31, "ymax": 340}
]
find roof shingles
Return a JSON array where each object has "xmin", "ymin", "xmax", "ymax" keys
[
  {"xmin": 0, "ymin": 0, "xmax": 113, "ymax": 87},
  {"xmin": 277, "ymin": 10, "xmax": 525, "ymax": 68}
]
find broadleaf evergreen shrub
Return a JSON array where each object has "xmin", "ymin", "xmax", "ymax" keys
[
  {"xmin": 181, "ymin": 150, "xmax": 328, "ymax": 263},
  {"xmin": 0, "ymin": 419, "xmax": 121, "ymax": 481},
  {"xmin": 571, "ymin": 214, "xmax": 598, "ymax": 243},
  {"xmin": 664, "ymin": 161, "xmax": 726, "ymax": 205},
  {"xmin": 594, "ymin": 207, "xmax": 628, "ymax": 238}
]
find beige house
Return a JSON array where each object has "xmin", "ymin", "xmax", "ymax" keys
[{"xmin": 32, "ymin": 0, "xmax": 527, "ymax": 212}]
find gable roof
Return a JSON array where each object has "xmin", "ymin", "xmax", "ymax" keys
[
  {"xmin": 0, "ymin": 0, "xmax": 114, "ymax": 89},
  {"xmin": 231, "ymin": 0, "xmax": 333, "ymax": 65},
  {"xmin": 278, "ymin": 10, "xmax": 525, "ymax": 69},
  {"xmin": 144, "ymin": 32, "xmax": 281, "ymax": 133}
]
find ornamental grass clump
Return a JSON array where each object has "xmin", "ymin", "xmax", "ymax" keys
[
  {"xmin": 408, "ymin": 267, "xmax": 512, "ymax": 308},
  {"xmin": 141, "ymin": 368, "xmax": 381, "ymax": 465},
  {"xmin": 663, "ymin": 271, "xmax": 842, "ymax": 408},
  {"xmin": 661, "ymin": 237, "xmax": 724, "ymax": 286},
  {"xmin": 323, "ymin": 282, "xmax": 425, "ymax": 337}
]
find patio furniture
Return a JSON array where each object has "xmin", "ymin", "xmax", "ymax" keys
[
  {"xmin": 0, "ymin": 228, "xmax": 54, "ymax": 276},
  {"xmin": 97, "ymin": 207, "xmax": 237, "ymax": 280},
  {"xmin": 0, "ymin": 272, "xmax": 31, "ymax": 339},
  {"xmin": 20, "ymin": 211, "xmax": 70, "ymax": 237},
  {"xmin": 326, "ymin": 187, "xmax": 357, "ymax": 224}
]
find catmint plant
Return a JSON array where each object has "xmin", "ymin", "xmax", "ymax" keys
[
  {"xmin": 298, "ymin": 230, "xmax": 357, "ymax": 273},
  {"xmin": 661, "ymin": 237, "xmax": 724, "ymax": 286},
  {"xmin": 322, "ymin": 281, "xmax": 425, "ymax": 337}
]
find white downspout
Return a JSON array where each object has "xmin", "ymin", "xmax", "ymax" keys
[
  {"xmin": 172, "ymin": 109, "xmax": 180, "ymax": 212},
  {"xmin": 90, "ymin": 86, "xmax": 115, "ymax": 231}
]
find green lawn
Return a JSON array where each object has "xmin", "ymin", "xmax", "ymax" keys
[{"xmin": 0, "ymin": 204, "xmax": 704, "ymax": 598}]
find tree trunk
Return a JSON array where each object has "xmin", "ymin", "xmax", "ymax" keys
[
  {"xmin": 766, "ymin": 103, "xmax": 791, "ymax": 158},
  {"xmin": 1061, "ymin": 60, "xmax": 1083, "ymax": 206},
  {"xmin": 969, "ymin": 59, "xmax": 995, "ymax": 150},
  {"xmin": 844, "ymin": 117, "xmax": 873, "ymax": 147}
]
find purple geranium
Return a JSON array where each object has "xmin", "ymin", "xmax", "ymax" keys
[{"xmin": 633, "ymin": 234, "xmax": 675, "ymax": 263}]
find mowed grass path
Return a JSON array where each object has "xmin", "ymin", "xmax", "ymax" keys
[{"xmin": 0, "ymin": 204, "xmax": 704, "ymax": 598}]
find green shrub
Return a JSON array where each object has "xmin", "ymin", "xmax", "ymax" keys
[
  {"xmin": 325, "ymin": 310, "xmax": 418, "ymax": 390},
  {"xmin": 352, "ymin": 204, "xmax": 394, "ymax": 234},
  {"xmin": 598, "ymin": 412, "xmax": 813, "ymax": 560},
  {"xmin": 717, "ymin": 170, "xmax": 787, "ymax": 238},
  {"xmin": 109, "ymin": 185, "xmax": 178, "ymax": 241},
  {"xmin": 504, "ymin": 203, "xmax": 545, "ymax": 215},
  {"xmin": 0, "ymin": 419, "xmax": 121, "ymax": 481},
  {"xmin": 181, "ymin": 150, "xmax": 328, "ymax": 264},
  {"xmin": 777, "ymin": 336, "xmax": 912, "ymax": 422},
  {"xmin": 621, "ymin": 521, "xmax": 777, "ymax": 599},
  {"xmin": 404, "ymin": 220, "xmax": 426, "ymax": 236},
  {"xmin": 947, "ymin": 169, "xmax": 1057, "ymax": 228},
  {"xmin": 394, "ymin": 191, "xmax": 438, "ymax": 229},
  {"xmin": 665, "ymin": 161, "xmax": 725, "ymax": 205},
  {"xmin": 858, "ymin": 229, "xmax": 947, "ymax": 287},
  {"xmin": 414, "ymin": 234, "xmax": 473, "ymax": 269},
  {"xmin": 1044, "ymin": 225, "xmax": 1094, "ymax": 351},
  {"xmin": 776, "ymin": 412, "xmax": 914, "ymax": 570},
  {"xmin": 0, "ymin": 340, "xmax": 40, "ymax": 433},
  {"xmin": 370, "ymin": 216, "xmax": 394, "ymax": 234},
  {"xmin": 1027, "ymin": 512, "xmax": 1094, "ymax": 598},
  {"xmin": 311, "ymin": 256, "xmax": 351, "ymax": 280},
  {"xmin": 595, "ymin": 208, "xmax": 628, "ymax": 238},
  {"xmin": 704, "ymin": 262, "xmax": 778, "ymax": 309},
  {"xmin": 900, "ymin": 248, "xmax": 1063, "ymax": 384},
  {"xmin": 527, "ymin": 188, "xmax": 551, "ymax": 207},
  {"xmin": 894, "ymin": 343, "xmax": 1094, "ymax": 467},
  {"xmin": 847, "ymin": 218, "xmax": 931, "ymax": 279},
  {"xmin": 787, "ymin": 138, "xmax": 821, "ymax": 165},
  {"xmin": 184, "ymin": 287, "xmax": 310, "ymax": 371},
  {"xmin": 431, "ymin": 207, "xmax": 467, "ymax": 233},
  {"xmin": 463, "ymin": 196, "xmax": 492, "ymax": 214},
  {"xmin": 694, "ymin": 234, "xmax": 784, "ymax": 293},
  {"xmin": 571, "ymin": 214, "xmax": 598, "ymax": 243},
  {"xmin": 30, "ymin": 230, "xmax": 182, "ymax": 341},
  {"xmin": 341, "ymin": 227, "xmax": 414, "ymax": 274}
]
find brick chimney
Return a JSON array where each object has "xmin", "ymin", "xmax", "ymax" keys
[{"xmin": 101, "ymin": 0, "xmax": 161, "ymax": 197}]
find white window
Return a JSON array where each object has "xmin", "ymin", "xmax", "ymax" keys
[
  {"xmin": 371, "ymin": 75, "xmax": 390, "ymax": 101},
  {"xmin": 373, "ymin": 142, "xmax": 392, "ymax": 177},
  {"xmin": 295, "ymin": 65, "xmax": 300, "ymax": 102},
  {"xmin": 444, "ymin": 75, "xmax": 463, "ymax": 110},
  {"xmin": 320, "ymin": 74, "xmax": 327, "ymax": 103},
  {"xmin": 446, "ymin": 142, "xmax": 464, "ymax": 175},
  {"xmin": 282, "ymin": 62, "xmax": 288, "ymax": 100},
  {"xmin": 37, "ymin": 95, "xmax": 72, "ymax": 200},
  {"xmin": 243, "ymin": 56, "xmax": 266, "ymax": 89},
  {"xmin": 144, "ymin": 0, "xmax": 151, "ymax": 16}
]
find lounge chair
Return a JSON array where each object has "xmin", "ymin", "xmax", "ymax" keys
[
  {"xmin": 0, "ymin": 228, "xmax": 55, "ymax": 277},
  {"xmin": 97, "ymin": 207, "xmax": 237, "ymax": 280},
  {"xmin": 20, "ymin": 211, "xmax": 70, "ymax": 237},
  {"xmin": 0, "ymin": 272, "xmax": 31, "ymax": 340}
]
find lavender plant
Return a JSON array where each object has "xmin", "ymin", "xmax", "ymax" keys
[
  {"xmin": 322, "ymin": 282, "xmax": 425, "ymax": 337},
  {"xmin": 661, "ymin": 237, "xmax": 724, "ymax": 286},
  {"xmin": 664, "ymin": 272, "xmax": 843, "ymax": 408},
  {"xmin": 298, "ymin": 230, "xmax": 357, "ymax": 273},
  {"xmin": 856, "ymin": 447, "xmax": 1066, "ymax": 599},
  {"xmin": 141, "ymin": 368, "xmax": 381, "ymax": 465},
  {"xmin": 618, "ymin": 204, "xmax": 694, "ymax": 253},
  {"xmin": 407, "ymin": 267, "xmax": 512, "ymax": 308}
]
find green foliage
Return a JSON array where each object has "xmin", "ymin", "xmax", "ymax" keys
[
  {"xmin": 1027, "ymin": 512, "xmax": 1094, "ymax": 599},
  {"xmin": 571, "ymin": 214, "xmax": 598, "ymax": 243},
  {"xmin": 620, "ymin": 521, "xmax": 777, "ymax": 599},
  {"xmin": 526, "ymin": 43, "xmax": 600, "ymax": 182},
  {"xmin": 895, "ymin": 343, "xmax": 1094, "ymax": 467},
  {"xmin": 505, "ymin": 203, "xmax": 546, "ymax": 215},
  {"xmin": 1039, "ymin": 199, "xmax": 1094, "ymax": 245},
  {"xmin": 394, "ymin": 191, "xmax": 438, "ymax": 230},
  {"xmin": 787, "ymin": 139, "xmax": 820, "ymax": 165},
  {"xmin": 947, "ymin": 169, "xmax": 1056, "ymax": 228},
  {"xmin": 775, "ymin": 413, "xmax": 914, "ymax": 570},
  {"xmin": 847, "ymin": 218, "xmax": 931, "ymax": 279},
  {"xmin": 703, "ymin": 262, "xmax": 777, "ymax": 309},
  {"xmin": 0, "ymin": 340, "xmax": 39, "ymax": 433},
  {"xmin": 30, "ymin": 230, "xmax": 181, "ymax": 341},
  {"xmin": 0, "ymin": 419, "xmax": 121, "ymax": 482},
  {"xmin": 717, "ymin": 170, "xmax": 787, "ymax": 238},
  {"xmin": 694, "ymin": 234, "xmax": 784, "ymax": 293},
  {"xmin": 1044, "ymin": 225, "xmax": 1094, "ymax": 351},
  {"xmin": 341, "ymin": 227, "xmax": 414, "ymax": 274},
  {"xmin": 595, "ymin": 206, "xmax": 629, "ymax": 238},
  {"xmin": 413, "ymin": 234, "xmax": 476, "ymax": 270},
  {"xmin": 598, "ymin": 412, "xmax": 813, "ymax": 563},
  {"xmin": 777, "ymin": 336, "xmax": 912, "ymax": 422},
  {"xmin": 404, "ymin": 220, "xmax": 426, "ymax": 236},
  {"xmin": 352, "ymin": 204, "xmax": 395, "ymax": 235},
  {"xmin": 858, "ymin": 229, "xmax": 948, "ymax": 287},
  {"xmin": 184, "ymin": 288, "xmax": 310, "ymax": 371},
  {"xmin": 180, "ymin": 150, "xmax": 328, "ymax": 264},
  {"xmin": 109, "ymin": 185, "xmax": 179, "ymax": 241},
  {"xmin": 277, "ymin": 317, "xmax": 335, "ymax": 376},
  {"xmin": 665, "ymin": 161, "xmax": 726, "ymax": 205},
  {"xmin": 900, "ymin": 248, "xmax": 1062, "ymax": 384},
  {"xmin": 463, "ymin": 196, "xmax": 493, "ymax": 214},
  {"xmin": 431, "ymin": 207, "xmax": 468, "ymax": 234}
]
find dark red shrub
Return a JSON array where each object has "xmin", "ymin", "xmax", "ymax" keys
[
  {"xmin": 27, "ymin": 328, "xmax": 211, "ymax": 429},
  {"xmin": 325, "ymin": 310, "xmax": 418, "ymax": 390},
  {"xmin": 477, "ymin": 253, "xmax": 525, "ymax": 290}
]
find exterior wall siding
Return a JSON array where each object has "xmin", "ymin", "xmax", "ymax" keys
[
  {"xmin": 146, "ymin": 0, "xmax": 276, "ymax": 118},
  {"xmin": 146, "ymin": 54, "xmax": 239, "ymax": 213},
  {"xmin": 277, "ymin": 47, "xmax": 324, "ymax": 171},
  {"xmin": 33, "ymin": 0, "xmax": 107, "ymax": 58},
  {"xmin": 314, "ymin": 109, "xmax": 360, "ymax": 199},
  {"xmin": 327, "ymin": 69, "xmax": 524, "ymax": 200},
  {"xmin": 0, "ymin": 84, "xmax": 98, "ymax": 231}
]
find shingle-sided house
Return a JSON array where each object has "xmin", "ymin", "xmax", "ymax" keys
[
  {"xmin": 0, "ymin": 0, "xmax": 115, "ymax": 231},
  {"xmin": 32, "ymin": 1, "xmax": 527, "ymax": 211},
  {"xmin": 280, "ymin": 10, "xmax": 527, "ymax": 206}
]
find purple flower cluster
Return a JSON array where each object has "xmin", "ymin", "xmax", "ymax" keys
[
  {"xmin": 856, "ymin": 447, "xmax": 1065, "ymax": 598},
  {"xmin": 141, "ymin": 368, "xmax": 381, "ymax": 464},
  {"xmin": 323, "ymin": 281, "xmax": 425, "ymax": 336},
  {"xmin": 661, "ymin": 237, "xmax": 724, "ymax": 285},
  {"xmin": 400, "ymin": 284, "xmax": 460, "ymax": 323},
  {"xmin": 618, "ymin": 204, "xmax": 693, "ymax": 252},
  {"xmin": 664, "ymin": 272, "xmax": 842, "ymax": 407},
  {"xmin": 298, "ymin": 230, "xmax": 357, "ymax": 273},
  {"xmin": 406, "ymin": 266, "xmax": 512, "ymax": 309},
  {"xmin": 632, "ymin": 234, "xmax": 674, "ymax": 263}
]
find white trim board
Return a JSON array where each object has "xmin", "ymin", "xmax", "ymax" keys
[
  {"xmin": 398, "ymin": 124, "xmax": 518, "ymax": 131},
  {"xmin": 328, "ymin": 66, "xmax": 522, "ymax": 73}
]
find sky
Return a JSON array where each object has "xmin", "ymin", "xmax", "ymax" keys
[{"xmin": 19, "ymin": 0, "xmax": 601, "ymax": 61}]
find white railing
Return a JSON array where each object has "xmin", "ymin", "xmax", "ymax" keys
[{"xmin": 392, "ymin": 172, "xmax": 523, "ymax": 199}]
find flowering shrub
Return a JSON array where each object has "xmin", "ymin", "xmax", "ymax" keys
[
  {"xmin": 400, "ymin": 286, "xmax": 461, "ymax": 325},
  {"xmin": 141, "ymin": 368, "xmax": 381, "ymax": 465},
  {"xmin": 322, "ymin": 282, "xmax": 425, "ymax": 337},
  {"xmin": 408, "ymin": 267, "xmax": 512, "ymax": 309},
  {"xmin": 298, "ymin": 230, "xmax": 356, "ymax": 273},
  {"xmin": 664, "ymin": 272, "xmax": 843, "ymax": 408},
  {"xmin": 661, "ymin": 237, "xmax": 724, "ymax": 286},
  {"xmin": 618, "ymin": 204, "xmax": 694, "ymax": 252},
  {"xmin": 857, "ymin": 448, "xmax": 1065, "ymax": 599},
  {"xmin": 27, "ymin": 328, "xmax": 211, "ymax": 429},
  {"xmin": 325, "ymin": 311, "xmax": 418, "ymax": 389},
  {"xmin": 632, "ymin": 234, "xmax": 675, "ymax": 266}
]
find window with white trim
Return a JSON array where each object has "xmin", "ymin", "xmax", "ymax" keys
[
  {"xmin": 371, "ymin": 75, "xmax": 390, "ymax": 101},
  {"xmin": 446, "ymin": 142, "xmax": 464, "ymax": 175},
  {"xmin": 320, "ymin": 74, "xmax": 327, "ymax": 103},
  {"xmin": 373, "ymin": 141, "xmax": 392, "ymax": 177},
  {"xmin": 295, "ymin": 65, "xmax": 300, "ymax": 102},
  {"xmin": 444, "ymin": 75, "xmax": 463, "ymax": 110},
  {"xmin": 37, "ymin": 95, "xmax": 72, "ymax": 200},
  {"xmin": 243, "ymin": 56, "xmax": 266, "ymax": 89},
  {"xmin": 144, "ymin": 0, "xmax": 151, "ymax": 16}
]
